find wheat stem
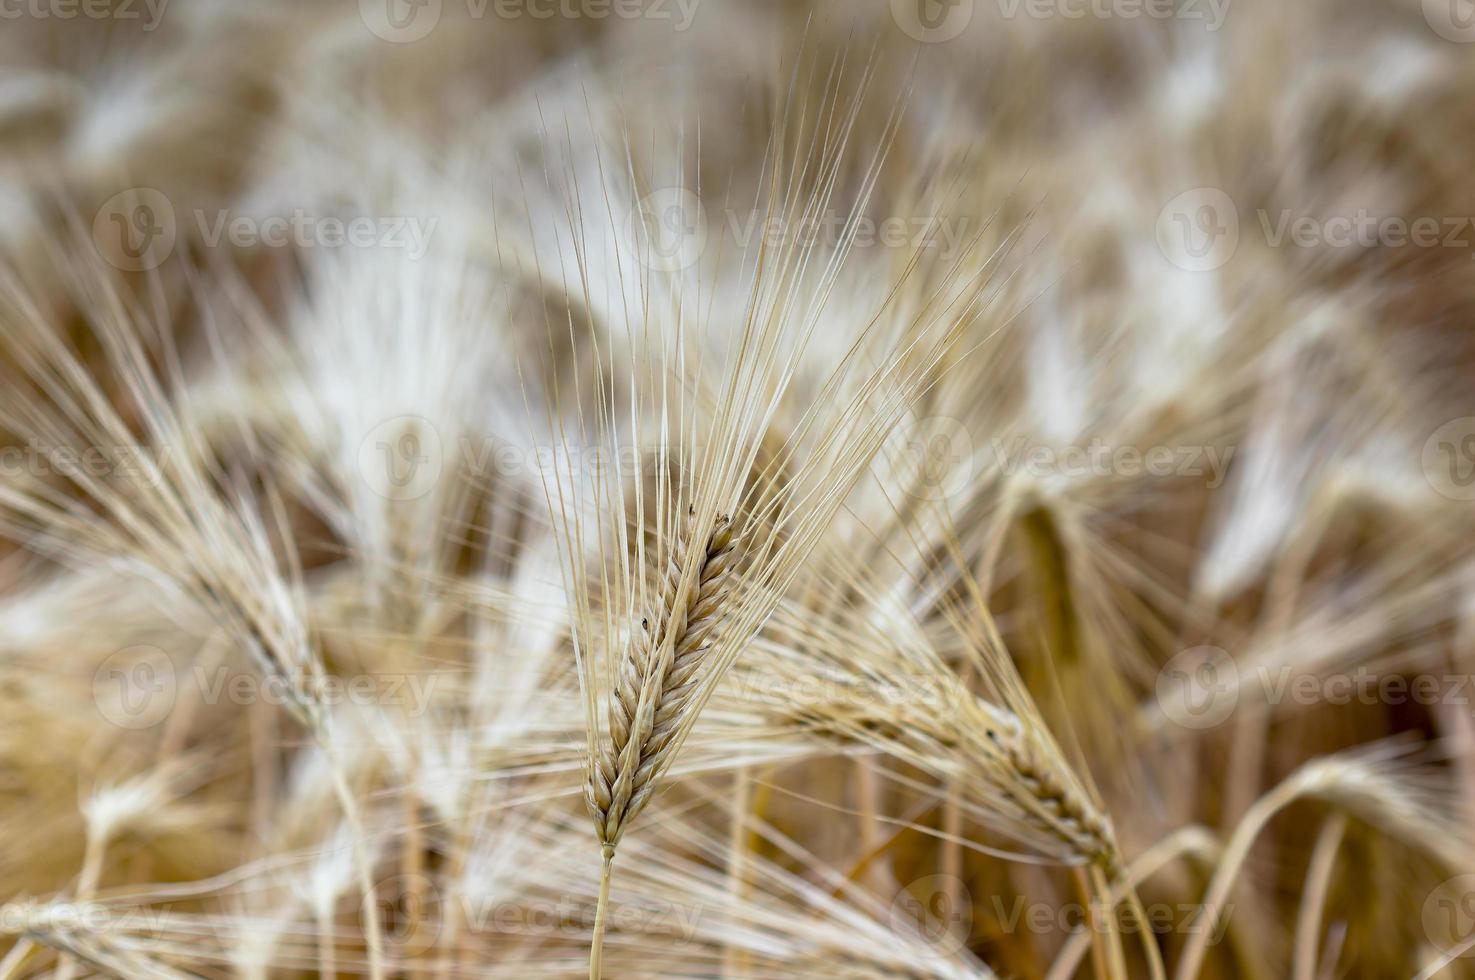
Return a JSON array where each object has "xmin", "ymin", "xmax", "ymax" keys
[
  {"xmin": 1047, "ymin": 828, "xmax": 1218, "ymax": 980},
  {"xmin": 590, "ymin": 845, "xmax": 615, "ymax": 980},
  {"xmin": 317, "ymin": 904, "xmax": 338, "ymax": 980},
  {"xmin": 1291, "ymin": 814, "xmax": 1346, "ymax": 980},
  {"xmin": 326, "ymin": 746, "xmax": 386, "ymax": 980},
  {"xmin": 0, "ymin": 940, "xmax": 34, "ymax": 980},
  {"xmin": 1173, "ymin": 777, "xmax": 1302, "ymax": 980},
  {"xmin": 722, "ymin": 765, "xmax": 753, "ymax": 979}
]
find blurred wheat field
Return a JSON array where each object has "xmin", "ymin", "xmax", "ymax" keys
[{"xmin": 3, "ymin": 1, "xmax": 1475, "ymax": 978}]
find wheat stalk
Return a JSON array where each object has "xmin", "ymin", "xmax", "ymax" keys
[
  {"xmin": 1174, "ymin": 743, "xmax": 1475, "ymax": 980},
  {"xmin": 0, "ymin": 254, "xmax": 390, "ymax": 980},
  {"xmin": 583, "ymin": 510, "xmax": 739, "ymax": 975}
]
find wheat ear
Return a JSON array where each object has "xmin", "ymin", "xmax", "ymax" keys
[
  {"xmin": 584, "ymin": 512, "xmax": 738, "ymax": 977},
  {"xmin": 981, "ymin": 720, "xmax": 1122, "ymax": 876},
  {"xmin": 830, "ymin": 678, "xmax": 1119, "ymax": 873}
]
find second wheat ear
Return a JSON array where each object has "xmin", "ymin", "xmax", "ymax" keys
[{"xmin": 586, "ymin": 512, "xmax": 739, "ymax": 975}]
